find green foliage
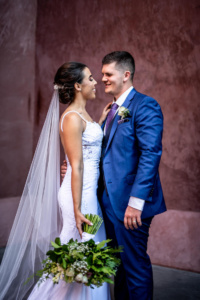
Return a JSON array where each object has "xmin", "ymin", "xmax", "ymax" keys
[
  {"xmin": 35, "ymin": 237, "xmax": 122, "ymax": 288},
  {"xmin": 25, "ymin": 215, "xmax": 123, "ymax": 288}
]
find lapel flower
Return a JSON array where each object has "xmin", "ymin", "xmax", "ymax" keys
[{"xmin": 118, "ymin": 106, "xmax": 131, "ymax": 119}]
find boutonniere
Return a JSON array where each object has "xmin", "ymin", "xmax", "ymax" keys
[{"xmin": 117, "ymin": 107, "xmax": 131, "ymax": 124}]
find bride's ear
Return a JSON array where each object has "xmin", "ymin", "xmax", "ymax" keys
[{"xmin": 74, "ymin": 82, "xmax": 82, "ymax": 92}]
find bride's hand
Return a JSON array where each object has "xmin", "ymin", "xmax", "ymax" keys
[
  {"xmin": 98, "ymin": 102, "xmax": 112, "ymax": 126},
  {"xmin": 75, "ymin": 210, "xmax": 92, "ymax": 238}
]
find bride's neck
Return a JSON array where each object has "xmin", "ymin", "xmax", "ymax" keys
[{"xmin": 69, "ymin": 95, "xmax": 87, "ymax": 112}]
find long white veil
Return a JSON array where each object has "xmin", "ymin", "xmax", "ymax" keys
[{"xmin": 0, "ymin": 90, "xmax": 62, "ymax": 300}]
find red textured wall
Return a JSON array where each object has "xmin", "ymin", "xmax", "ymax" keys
[
  {"xmin": 33, "ymin": 0, "xmax": 200, "ymax": 272},
  {"xmin": 35, "ymin": 0, "xmax": 200, "ymax": 213},
  {"xmin": 0, "ymin": 0, "xmax": 199, "ymax": 272},
  {"xmin": 0, "ymin": 0, "xmax": 37, "ymax": 197}
]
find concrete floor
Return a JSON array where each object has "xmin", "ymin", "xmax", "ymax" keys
[
  {"xmin": 153, "ymin": 265, "xmax": 200, "ymax": 300},
  {"xmin": 0, "ymin": 248, "xmax": 199, "ymax": 299}
]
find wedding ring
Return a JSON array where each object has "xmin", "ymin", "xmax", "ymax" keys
[{"xmin": 133, "ymin": 219, "xmax": 136, "ymax": 223}]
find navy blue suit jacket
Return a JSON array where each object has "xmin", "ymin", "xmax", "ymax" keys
[{"xmin": 99, "ymin": 88, "xmax": 166, "ymax": 221}]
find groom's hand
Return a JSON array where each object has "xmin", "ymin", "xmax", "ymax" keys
[
  {"xmin": 124, "ymin": 206, "xmax": 142, "ymax": 230},
  {"xmin": 61, "ymin": 160, "xmax": 67, "ymax": 181}
]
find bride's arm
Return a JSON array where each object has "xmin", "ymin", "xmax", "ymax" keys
[{"xmin": 61, "ymin": 113, "xmax": 92, "ymax": 237}]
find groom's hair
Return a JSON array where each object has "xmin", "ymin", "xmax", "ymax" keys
[{"xmin": 102, "ymin": 51, "xmax": 135, "ymax": 81}]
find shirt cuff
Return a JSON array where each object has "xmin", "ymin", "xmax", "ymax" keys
[{"xmin": 128, "ymin": 197, "xmax": 145, "ymax": 211}]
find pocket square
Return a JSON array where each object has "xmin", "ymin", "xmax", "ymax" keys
[{"xmin": 118, "ymin": 118, "xmax": 130, "ymax": 124}]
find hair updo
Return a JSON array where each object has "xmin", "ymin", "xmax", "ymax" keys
[{"xmin": 54, "ymin": 62, "xmax": 87, "ymax": 105}]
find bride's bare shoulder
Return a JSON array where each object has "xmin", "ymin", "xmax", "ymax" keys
[{"xmin": 59, "ymin": 110, "xmax": 83, "ymax": 133}]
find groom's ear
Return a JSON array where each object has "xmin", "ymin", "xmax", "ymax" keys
[{"xmin": 123, "ymin": 71, "xmax": 131, "ymax": 83}]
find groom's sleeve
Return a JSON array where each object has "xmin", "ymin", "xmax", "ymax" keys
[
  {"xmin": 130, "ymin": 96, "xmax": 163, "ymax": 201},
  {"xmin": 128, "ymin": 197, "xmax": 145, "ymax": 211}
]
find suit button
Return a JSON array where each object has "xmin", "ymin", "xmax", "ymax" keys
[{"xmin": 149, "ymin": 187, "xmax": 154, "ymax": 196}]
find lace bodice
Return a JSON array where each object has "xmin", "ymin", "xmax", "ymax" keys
[{"xmin": 60, "ymin": 110, "xmax": 103, "ymax": 166}]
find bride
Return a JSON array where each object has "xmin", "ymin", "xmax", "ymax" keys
[{"xmin": 0, "ymin": 62, "xmax": 111, "ymax": 300}]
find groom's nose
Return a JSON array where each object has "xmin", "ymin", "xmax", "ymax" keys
[{"xmin": 102, "ymin": 74, "xmax": 107, "ymax": 82}]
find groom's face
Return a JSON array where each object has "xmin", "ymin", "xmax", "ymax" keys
[{"xmin": 101, "ymin": 62, "xmax": 124, "ymax": 99}]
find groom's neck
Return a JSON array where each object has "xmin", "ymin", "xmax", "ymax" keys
[{"xmin": 113, "ymin": 83, "xmax": 133, "ymax": 101}]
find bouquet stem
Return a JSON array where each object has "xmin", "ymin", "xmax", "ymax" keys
[{"xmin": 83, "ymin": 214, "xmax": 103, "ymax": 235}]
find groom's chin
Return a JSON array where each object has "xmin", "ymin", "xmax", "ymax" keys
[{"xmin": 104, "ymin": 88, "xmax": 112, "ymax": 95}]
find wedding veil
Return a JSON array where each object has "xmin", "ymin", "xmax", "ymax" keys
[{"xmin": 0, "ymin": 89, "xmax": 62, "ymax": 300}]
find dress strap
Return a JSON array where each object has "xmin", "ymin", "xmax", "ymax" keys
[{"xmin": 60, "ymin": 110, "xmax": 88, "ymax": 132}]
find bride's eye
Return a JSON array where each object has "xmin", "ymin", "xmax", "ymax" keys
[{"xmin": 89, "ymin": 76, "xmax": 94, "ymax": 81}]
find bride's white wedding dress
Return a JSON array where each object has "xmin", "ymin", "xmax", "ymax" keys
[{"xmin": 28, "ymin": 111, "xmax": 111, "ymax": 300}]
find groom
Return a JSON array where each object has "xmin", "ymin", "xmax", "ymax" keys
[{"xmin": 98, "ymin": 51, "xmax": 166, "ymax": 300}]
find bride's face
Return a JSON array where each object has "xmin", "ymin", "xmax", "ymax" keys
[{"xmin": 79, "ymin": 67, "xmax": 97, "ymax": 100}]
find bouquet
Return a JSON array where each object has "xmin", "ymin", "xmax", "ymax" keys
[{"xmin": 35, "ymin": 214, "xmax": 122, "ymax": 288}]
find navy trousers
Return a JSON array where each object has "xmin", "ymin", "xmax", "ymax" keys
[{"xmin": 101, "ymin": 189, "xmax": 153, "ymax": 300}]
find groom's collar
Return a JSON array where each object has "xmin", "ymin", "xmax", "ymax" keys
[{"xmin": 113, "ymin": 86, "xmax": 134, "ymax": 107}]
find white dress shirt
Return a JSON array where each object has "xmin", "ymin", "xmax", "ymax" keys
[{"xmin": 104, "ymin": 86, "xmax": 145, "ymax": 211}]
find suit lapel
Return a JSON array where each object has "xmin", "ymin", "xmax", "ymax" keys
[
  {"xmin": 101, "ymin": 119, "xmax": 106, "ymax": 131},
  {"xmin": 105, "ymin": 88, "xmax": 136, "ymax": 154}
]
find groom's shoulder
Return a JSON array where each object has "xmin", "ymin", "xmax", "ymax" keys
[
  {"xmin": 134, "ymin": 89, "xmax": 161, "ymax": 109},
  {"xmin": 134, "ymin": 89, "xmax": 156, "ymax": 102}
]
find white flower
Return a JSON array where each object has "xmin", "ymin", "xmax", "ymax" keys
[
  {"xmin": 52, "ymin": 273, "xmax": 60, "ymax": 283},
  {"xmin": 82, "ymin": 275, "xmax": 88, "ymax": 283},
  {"xmin": 118, "ymin": 106, "xmax": 130, "ymax": 119},
  {"xmin": 72, "ymin": 260, "xmax": 88, "ymax": 274},
  {"xmin": 75, "ymin": 273, "xmax": 83, "ymax": 282},
  {"xmin": 57, "ymin": 264, "xmax": 64, "ymax": 273},
  {"xmin": 66, "ymin": 267, "xmax": 75, "ymax": 277},
  {"xmin": 118, "ymin": 106, "xmax": 126, "ymax": 116},
  {"xmin": 51, "ymin": 266, "xmax": 58, "ymax": 274}
]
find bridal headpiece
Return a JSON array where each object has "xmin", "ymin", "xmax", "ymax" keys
[{"xmin": 54, "ymin": 84, "xmax": 64, "ymax": 90}]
